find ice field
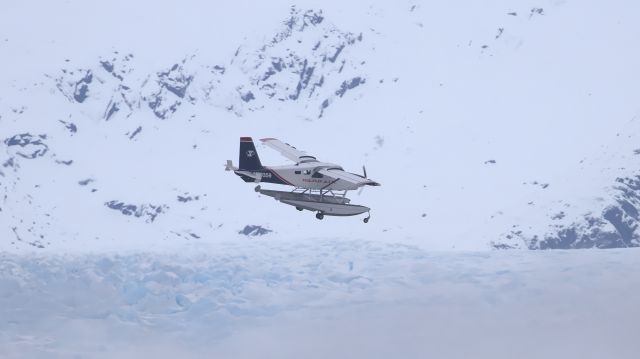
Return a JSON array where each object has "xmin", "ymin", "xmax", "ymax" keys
[{"xmin": 1, "ymin": 240, "xmax": 639, "ymax": 358}]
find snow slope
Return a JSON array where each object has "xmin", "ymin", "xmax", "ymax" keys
[{"xmin": 2, "ymin": 0, "xmax": 640, "ymax": 250}]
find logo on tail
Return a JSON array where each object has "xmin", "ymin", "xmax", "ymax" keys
[{"xmin": 239, "ymin": 137, "xmax": 263, "ymax": 170}]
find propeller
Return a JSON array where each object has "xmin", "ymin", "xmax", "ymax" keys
[{"xmin": 358, "ymin": 165, "xmax": 368, "ymax": 196}]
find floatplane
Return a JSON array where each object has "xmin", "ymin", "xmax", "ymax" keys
[{"xmin": 226, "ymin": 137, "xmax": 380, "ymax": 222}]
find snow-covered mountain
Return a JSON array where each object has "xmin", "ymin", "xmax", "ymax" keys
[
  {"xmin": 2, "ymin": 0, "xmax": 640, "ymax": 251},
  {"xmin": 4, "ymin": 2, "xmax": 640, "ymax": 358}
]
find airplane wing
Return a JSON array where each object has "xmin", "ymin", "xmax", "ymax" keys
[
  {"xmin": 317, "ymin": 168, "xmax": 381, "ymax": 186},
  {"xmin": 260, "ymin": 138, "xmax": 318, "ymax": 163}
]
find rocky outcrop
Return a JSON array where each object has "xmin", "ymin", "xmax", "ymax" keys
[
  {"xmin": 48, "ymin": 7, "xmax": 368, "ymax": 121},
  {"xmin": 104, "ymin": 201, "xmax": 168, "ymax": 223},
  {"xmin": 232, "ymin": 6, "xmax": 366, "ymax": 118},
  {"xmin": 146, "ymin": 61, "xmax": 195, "ymax": 119},
  {"xmin": 4, "ymin": 133, "xmax": 49, "ymax": 159},
  {"xmin": 498, "ymin": 175, "xmax": 640, "ymax": 249},
  {"xmin": 238, "ymin": 225, "xmax": 273, "ymax": 237}
]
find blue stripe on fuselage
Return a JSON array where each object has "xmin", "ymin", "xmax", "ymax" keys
[{"xmin": 235, "ymin": 168, "xmax": 289, "ymax": 185}]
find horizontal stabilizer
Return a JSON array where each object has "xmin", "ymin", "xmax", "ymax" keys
[{"xmin": 225, "ymin": 160, "xmax": 237, "ymax": 171}]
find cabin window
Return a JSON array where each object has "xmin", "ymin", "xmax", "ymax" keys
[
  {"xmin": 303, "ymin": 170, "xmax": 311, "ymax": 175},
  {"xmin": 294, "ymin": 170, "xmax": 301, "ymax": 175},
  {"xmin": 312, "ymin": 172, "xmax": 323, "ymax": 178}
]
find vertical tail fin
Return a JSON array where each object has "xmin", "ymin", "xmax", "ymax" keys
[{"xmin": 239, "ymin": 137, "xmax": 263, "ymax": 170}]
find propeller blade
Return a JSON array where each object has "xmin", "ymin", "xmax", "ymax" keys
[{"xmin": 358, "ymin": 165, "xmax": 368, "ymax": 196}]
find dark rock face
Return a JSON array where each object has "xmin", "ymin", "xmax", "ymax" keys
[
  {"xmin": 277, "ymin": 7, "xmax": 325, "ymax": 41},
  {"xmin": 59, "ymin": 120, "xmax": 78, "ymax": 134},
  {"xmin": 104, "ymin": 200, "xmax": 167, "ymax": 223},
  {"xmin": 240, "ymin": 91, "xmax": 255, "ymax": 102},
  {"xmin": 53, "ymin": 68, "xmax": 92, "ymax": 104},
  {"xmin": 128, "ymin": 126, "xmax": 142, "ymax": 140},
  {"xmin": 100, "ymin": 60, "xmax": 114, "ymax": 73},
  {"xmin": 73, "ymin": 70, "xmax": 93, "ymax": 103},
  {"xmin": 177, "ymin": 194, "xmax": 200, "ymax": 203},
  {"xmin": 158, "ymin": 63, "xmax": 193, "ymax": 99},
  {"xmin": 99, "ymin": 52, "xmax": 134, "ymax": 81},
  {"xmin": 49, "ymin": 7, "xmax": 367, "ymax": 122},
  {"xmin": 3, "ymin": 157, "xmax": 15, "ymax": 168},
  {"xmin": 146, "ymin": 61, "xmax": 194, "ymax": 120},
  {"xmin": 235, "ymin": 6, "xmax": 366, "ymax": 118},
  {"xmin": 10, "ymin": 227, "xmax": 45, "ymax": 249},
  {"xmin": 104, "ymin": 100, "xmax": 119, "ymax": 121},
  {"xmin": 505, "ymin": 175, "xmax": 640, "ymax": 249},
  {"xmin": 78, "ymin": 178, "xmax": 94, "ymax": 186},
  {"xmin": 530, "ymin": 8, "xmax": 544, "ymax": 18},
  {"xmin": 319, "ymin": 98, "xmax": 330, "ymax": 118},
  {"xmin": 492, "ymin": 243, "xmax": 516, "ymax": 250},
  {"xmin": 4, "ymin": 133, "xmax": 49, "ymax": 159},
  {"xmin": 335, "ymin": 77, "xmax": 365, "ymax": 98},
  {"xmin": 53, "ymin": 52, "xmax": 136, "ymax": 122},
  {"xmin": 212, "ymin": 65, "xmax": 225, "ymax": 74},
  {"xmin": 238, "ymin": 225, "xmax": 273, "ymax": 236}
]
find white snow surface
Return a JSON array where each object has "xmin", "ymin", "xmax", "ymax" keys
[{"xmin": 1, "ymin": 0, "xmax": 640, "ymax": 250}]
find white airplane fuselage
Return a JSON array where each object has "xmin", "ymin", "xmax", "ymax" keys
[
  {"xmin": 228, "ymin": 137, "xmax": 380, "ymax": 221},
  {"xmin": 229, "ymin": 136, "xmax": 379, "ymax": 192},
  {"xmin": 238, "ymin": 161, "xmax": 361, "ymax": 191}
]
